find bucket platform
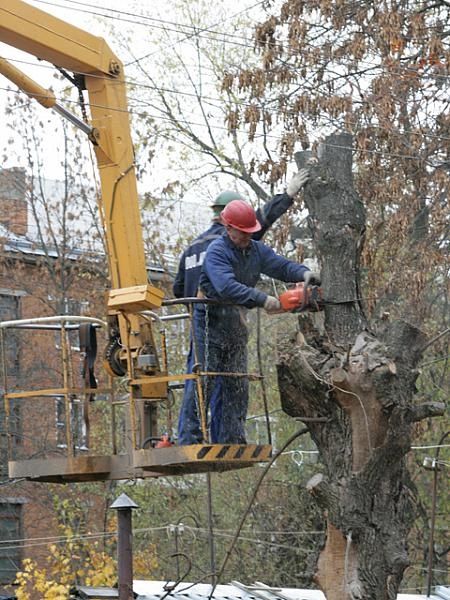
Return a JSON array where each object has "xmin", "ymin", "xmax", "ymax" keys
[{"xmin": 8, "ymin": 444, "xmax": 272, "ymax": 483}]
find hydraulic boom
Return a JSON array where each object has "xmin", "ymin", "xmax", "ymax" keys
[
  {"xmin": 0, "ymin": 0, "xmax": 165, "ymax": 442},
  {"xmin": 0, "ymin": 0, "xmax": 272, "ymax": 481}
]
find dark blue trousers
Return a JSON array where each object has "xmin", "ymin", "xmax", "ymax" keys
[{"xmin": 177, "ymin": 305, "xmax": 248, "ymax": 445}]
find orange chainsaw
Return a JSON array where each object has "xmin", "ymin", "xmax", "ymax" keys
[{"xmin": 279, "ymin": 283, "xmax": 324, "ymax": 312}]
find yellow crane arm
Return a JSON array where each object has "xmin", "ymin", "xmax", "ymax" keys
[
  {"xmin": 0, "ymin": 0, "xmax": 166, "ymax": 421},
  {"xmin": 0, "ymin": 0, "xmax": 156, "ymax": 297}
]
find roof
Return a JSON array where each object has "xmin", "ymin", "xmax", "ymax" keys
[
  {"xmin": 70, "ymin": 587, "xmax": 121, "ymax": 599},
  {"xmin": 133, "ymin": 582, "xmax": 323, "ymax": 600},
  {"xmin": 0, "ymin": 224, "xmax": 170, "ymax": 280},
  {"xmin": 131, "ymin": 581, "xmax": 450, "ymax": 600}
]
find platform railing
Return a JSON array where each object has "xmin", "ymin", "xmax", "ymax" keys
[
  {"xmin": 0, "ymin": 302, "xmax": 271, "ymax": 481},
  {"xmin": 0, "ymin": 315, "xmax": 109, "ymax": 462}
]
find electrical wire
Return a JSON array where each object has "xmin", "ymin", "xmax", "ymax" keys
[
  {"xmin": 189, "ymin": 530, "xmax": 315, "ymax": 554},
  {"xmin": 185, "ymin": 526, "xmax": 323, "ymax": 535},
  {"xmin": 0, "ymin": 525, "xmax": 172, "ymax": 551},
  {"xmin": 2, "ymin": 55, "xmax": 449, "ymax": 148},
  {"xmin": 27, "ymin": 0, "xmax": 450, "ymax": 70},
  {"xmin": 0, "ymin": 54, "xmax": 450, "ymax": 158},
  {"xmin": 0, "ymin": 477, "xmax": 26, "ymax": 487},
  {"xmin": 31, "ymin": 0, "xmax": 258, "ymax": 46},
  {"xmin": 411, "ymin": 443, "xmax": 450, "ymax": 450},
  {"xmin": 0, "ymin": 523, "xmax": 324, "ymax": 549},
  {"xmin": 1, "ymin": 85, "xmax": 447, "ymax": 166},
  {"xmin": 0, "ymin": 527, "xmax": 323, "ymax": 554},
  {"xmin": 208, "ymin": 427, "xmax": 309, "ymax": 600},
  {"xmin": 1, "ymin": 38, "xmax": 447, "ymax": 147},
  {"xmin": 17, "ymin": 0, "xmax": 450, "ymax": 120},
  {"xmin": 7, "ymin": 0, "xmax": 449, "ymax": 142}
]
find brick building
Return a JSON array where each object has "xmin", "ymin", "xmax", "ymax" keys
[
  {"xmin": 0, "ymin": 165, "xmax": 188, "ymax": 597},
  {"xmin": 0, "ymin": 166, "xmax": 111, "ymax": 596}
]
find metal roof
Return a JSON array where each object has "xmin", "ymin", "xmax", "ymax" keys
[
  {"xmin": 0, "ymin": 226, "xmax": 169, "ymax": 279},
  {"xmin": 132, "ymin": 581, "xmax": 323, "ymax": 600},
  {"xmin": 70, "ymin": 587, "xmax": 119, "ymax": 599},
  {"xmin": 132, "ymin": 581, "xmax": 450, "ymax": 600}
]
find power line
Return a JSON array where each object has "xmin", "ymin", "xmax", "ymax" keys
[
  {"xmin": 29, "ymin": 0, "xmax": 262, "ymax": 54},
  {"xmin": 19, "ymin": 4, "xmax": 445, "ymax": 106},
  {"xmin": 411, "ymin": 443, "xmax": 450, "ymax": 450},
  {"xmin": 0, "ymin": 524, "xmax": 323, "ymax": 549},
  {"xmin": 1, "ymin": 86, "xmax": 448, "ymax": 165},
  {"xmin": 32, "ymin": 0, "xmax": 257, "ymax": 45},
  {"xmin": 32, "ymin": 0, "xmax": 450, "ymax": 101},
  {"xmin": 1, "ymin": 54, "xmax": 449, "ymax": 148},
  {"xmin": 126, "ymin": 0, "xmax": 266, "ymax": 65},
  {"xmin": 3, "ymin": 0, "xmax": 449, "ymax": 87},
  {"xmin": 3, "ymin": 52, "xmax": 449, "ymax": 109},
  {"xmin": 28, "ymin": 0, "xmax": 450, "ymax": 65},
  {"xmin": 17, "ymin": 0, "xmax": 450, "ymax": 118}
]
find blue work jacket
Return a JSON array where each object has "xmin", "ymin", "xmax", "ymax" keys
[
  {"xmin": 199, "ymin": 234, "xmax": 310, "ymax": 308},
  {"xmin": 172, "ymin": 192, "xmax": 294, "ymax": 298}
]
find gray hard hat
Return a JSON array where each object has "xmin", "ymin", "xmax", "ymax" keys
[{"xmin": 211, "ymin": 190, "xmax": 245, "ymax": 208}]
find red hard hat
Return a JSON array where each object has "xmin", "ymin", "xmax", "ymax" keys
[{"xmin": 220, "ymin": 200, "xmax": 262, "ymax": 233}]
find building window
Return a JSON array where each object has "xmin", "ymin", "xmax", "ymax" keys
[
  {"xmin": 55, "ymin": 396, "xmax": 87, "ymax": 450},
  {"xmin": 0, "ymin": 503, "xmax": 22, "ymax": 584},
  {"xmin": 0, "ymin": 292, "xmax": 23, "ymax": 475},
  {"xmin": 0, "ymin": 293, "xmax": 21, "ymax": 377},
  {"xmin": 0, "ymin": 401, "xmax": 20, "ymax": 477}
]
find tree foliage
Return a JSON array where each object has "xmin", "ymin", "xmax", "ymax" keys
[{"xmin": 222, "ymin": 0, "xmax": 449, "ymax": 315}]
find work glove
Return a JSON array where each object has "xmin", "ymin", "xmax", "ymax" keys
[
  {"xmin": 263, "ymin": 295, "xmax": 282, "ymax": 314},
  {"xmin": 286, "ymin": 168, "xmax": 309, "ymax": 197},
  {"xmin": 303, "ymin": 271, "xmax": 321, "ymax": 286}
]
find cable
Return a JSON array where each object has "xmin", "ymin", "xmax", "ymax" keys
[
  {"xmin": 411, "ymin": 443, "xmax": 450, "ymax": 450},
  {"xmin": 1, "ymin": 86, "xmax": 446, "ymax": 165},
  {"xmin": 190, "ymin": 530, "xmax": 315, "ymax": 554},
  {"xmin": 2, "ymin": 52, "xmax": 450, "ymax": 109},
  {"xmin": 27, "ymin": 0, "xmax": 265, "ymax": 57},
  {"xmin": 0, "ymin": 56, "xmax": 450, "ymax": 158},
  {"xmin": 31, "ymin": 0, "xmax": 257, "ymax": 45},
  {"xmin": 27, "ymin": 0, "xmax": 450, "ymax": 73},
  {"xmin": 0, "ymin": 524, "xmax": 324, "ymax": 550},
  {"xmin": 5, "ymin": 0, "xmax": 449, "ymax": 116},
  {"xmin": 125, "ymin": 1, "xmax": 266, "ymax": 64},
  {"xmin": 1, "ymin": 56, "xmax": 448, "ymax": 145},
  {"xmin": 209, "ymin": 427, "xmax": 309, "ymax": 600},
  {"xmin": 40, "ymin": 0, "xmax": 449, "ymax": 110},
  {"xmin": 186, "ymin": 526, "xmax": 323, "ymax": 535},
  {"xmin": 2, "ymin": 57, "xmax": 448, "ymax": 150},
  {"xmin": 0, "ymin": 477, "xmax": 26, "ymax": 487},
  {"xmin": 0, "ymin": 525, "xmax": 171, "ymax": 551}
]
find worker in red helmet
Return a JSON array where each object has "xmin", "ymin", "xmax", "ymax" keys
[
  {"xmin": 176, "ymin": 170, "xmax": 311, "ymax": 446},
  {"xmin": 173, "ymin": 169, "xmax": 310, "ymax": 299},
  {"xmin": 195, "ymin": 200, "xmax": 320, "ymax": 445}
]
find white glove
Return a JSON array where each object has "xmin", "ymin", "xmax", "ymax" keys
[
  {"xmin": 286, "ymin": 168, "xmax": 309, "ymax": 197},
  {"xmin": 303, "ymin": 271, "xmax": 321, "ymax": 286},
  {"xmin": 263, "ymin": 295, "xmax": 282, "ymax": 314}
]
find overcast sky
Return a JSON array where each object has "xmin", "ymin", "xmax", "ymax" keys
[
  {"xmin": 0, "ymin": 0, "xmax": 266, "ymax": 187},
  {"xmin": 0, "ymin": 0, "xmax": 268, "ymax": 240}
]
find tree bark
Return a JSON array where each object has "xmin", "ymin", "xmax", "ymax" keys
[{"xmin": 277, "ymin": 133, "xmax": 445, "ymax": 599}]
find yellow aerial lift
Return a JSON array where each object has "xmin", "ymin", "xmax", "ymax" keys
[{"xmin": 0, "ymin": 0, "xmax": 271, "ymax": 482}]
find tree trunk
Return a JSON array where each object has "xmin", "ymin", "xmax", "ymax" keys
[{"xmin": 277, "ymin": 133, "xmax": 445, "ymax": 599}]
